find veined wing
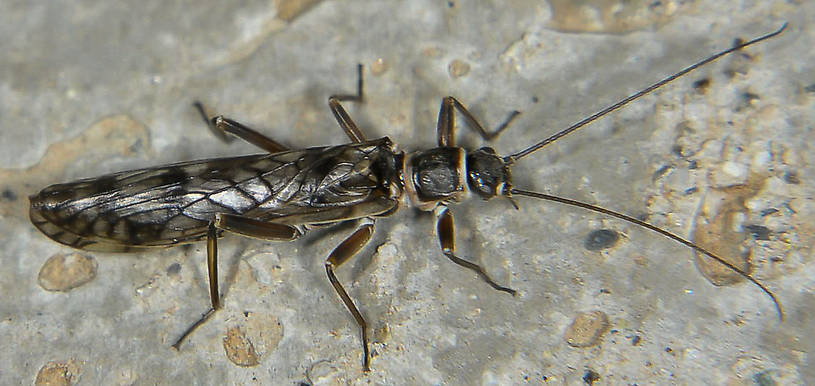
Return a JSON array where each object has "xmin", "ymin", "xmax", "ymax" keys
[{"xmin": 30, "ymin": 137, "xmax": 401, "ymax": 251}]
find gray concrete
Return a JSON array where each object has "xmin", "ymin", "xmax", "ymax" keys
[{"xmin": 2, "ymin": 0, "xmax": 813, "ymax": 384}]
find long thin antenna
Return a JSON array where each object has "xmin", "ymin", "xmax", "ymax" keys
[
  {"xmin": 510, "ymin": 188, "xmax": 784, "ymax": 320},
  {"xmin": 506, "ymin": 23, "xmax": 788, "ymax": 162}
]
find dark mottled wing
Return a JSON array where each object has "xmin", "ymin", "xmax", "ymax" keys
[{"xmin": 30, "ymin": 138, "xmax": 400, "ymax": 251}]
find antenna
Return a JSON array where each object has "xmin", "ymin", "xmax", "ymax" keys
[
  {"xmin": 506, "ymin": 23, "xmax": 788, "ymax": 163},
  {"xmin": 511, "ymin": 188, "xmax": 784, "ymax": 320}
]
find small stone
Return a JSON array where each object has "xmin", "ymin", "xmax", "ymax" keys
[
  {"xmin": 223, "ymin": 326, "xmax": 260, "ymax": 367},
  {"xmin": 370, "ymin": 58, "xmax": 389, "ymax": 76},
  {"xmin": 38, "ymin": 254, "xmax": 97, "ymax": 292},
  {"xmin": 448, "ymin": 59, "xmax": 471, "ymax": 78},
  {"xmin": 222, "ymin": 312, "xmax": 284, "ymax": 367},
  {"xmin": 565, "ymin": 311, "xmax": 610, "ymax": 347},
  {"xmin": 35, "ymin": 360, "xmax": 82, "ymax": 386}
]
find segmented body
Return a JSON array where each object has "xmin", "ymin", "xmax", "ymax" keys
[
  {"xmin": 26, "ymin": 25, "xmax": 786, "ymax": 372},
  {"xmin": 30, "ymin": 138, "xmax": 403, "ymax": 252}
]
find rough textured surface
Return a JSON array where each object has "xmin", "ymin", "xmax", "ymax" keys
[{"xmin": 2, "ymin": 0, "xmax": 813, "ymax": 384}]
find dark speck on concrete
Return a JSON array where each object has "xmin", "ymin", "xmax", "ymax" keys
[
  {"xmin": 166, "ymin": 263, "xmax": 181, "ymax": 276},
  {"xmin": 745, "ymin": 224, "xmax": 772, "ymax": 240},
  {"xmin": 736, "ymin": 91, "xmax": 760, "ymax": 111},
  {"xmin": 583, "ymin": 369, "xmax": 600, "ymax": 385},
  {"xmin": 652, "ymin": 164, "xmax": 671, "ymax": 181},
  {"xmin": 693, "ymin": 77, "xmax": 710, "ymax": 93},
  {"xmin": 684, "ymin": 186, "xmax": 698, "ymax": 195},
  {"xmin": 584, "ymin": 229, "xmax": 620, "ymax": 251},
  {"xmin": 753, "ymin": 370, "xmax": 778, "ymax": 386},
  {"xmin": 784, "ymin": 170, "xmax": 800, "ymax": 184},
  {"xmin": 2, "ymin": 189, "xmax": 17, "ymax": 201}
]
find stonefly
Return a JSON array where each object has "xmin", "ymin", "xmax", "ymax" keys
[{"xmin": 30, "ymin": 23, "xmax": 787, "ymax": 371}]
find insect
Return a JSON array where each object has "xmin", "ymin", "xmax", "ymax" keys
[{"xmin": 29, "ymin": 24, "xmax": 787, "ymax": 372}]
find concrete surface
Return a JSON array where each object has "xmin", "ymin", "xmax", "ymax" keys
[{"xmin": 1, "ymin": 0, "xmax": 813, "ymax": 384}]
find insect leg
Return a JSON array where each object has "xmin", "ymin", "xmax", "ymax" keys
[
  {"xmin": 193, "ymin": 101, "xmax": 289, "ymax": 153},
  {"xmin": 435, "ymin": 206, "xmax": 516, "ymax": 295},
  {"xmin": 325, "ymin": 218, "xmax": 376, "ymax": 372},
  {"xmin": 328, "ymin": 64, "xmax": 367, "ymax": 143},
  {"xmin": 172, "ymin": 215, "xmax": 301, "ymax": 350},
  {"xmin": 436, "ymin": 96, "xmax": 521, "ymax": 147}
]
